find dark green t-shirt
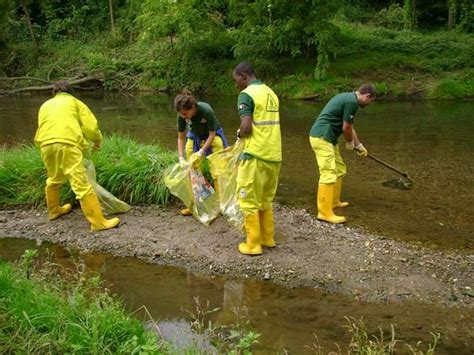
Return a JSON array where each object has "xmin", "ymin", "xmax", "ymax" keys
[
  {"xmin": 177, "ymin": 102, "xmax": 221, "ymax": 137},
  {"xmin": 237, "ymin": 80, "xmax": 262, "ymax": 117},
  {"xmin": 309, "ymin": 92, "xmax": 359, "ymax": 145}
]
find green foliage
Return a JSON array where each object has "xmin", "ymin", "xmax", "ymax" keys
[
  {"xmin": 345, "ymin": 317, "xmax": 440, "ymax": 355},
  {"xmin": 0, "ymin": 143, "xmax": 47, "ymax": 206},
  {"xmin": 372, "ymin": 4, "xmax": 406, "ymax": 30},
  {"xmin": 91, "ymin": 135, "xmax": 177, "ymax": 205},
  {"xmin": 428, "ymin": 74, "xmax": 474, "ymax": 99},
  {"xmin": 0, "ymin": 135, "xmax": 179, "ymax": 207},
  {"xmin": 403, "ymin": 0, "xmax": 417, "ymax": 30},
  {"xmin": 0, "ymin": 0, "xmax": 472, "ymax": 98},
  {"xmin": 0, "ymin": 253, "xmax": 161, "ymax": 353}
]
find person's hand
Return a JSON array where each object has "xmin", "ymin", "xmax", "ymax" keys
[
  {"xmin": 354, "ymin": 143, "xmax": 368, "ymax": 158},
  {"xmin": 345, "ymin": 141, "xmax": 355, "ymax": 150},
  {"xmin": 179, "ymin": 156, "xmax": 188, "ymax": 168},
  {"xmin": 189, "ymin": 150, "xmax": 204, "ymax": 168}
]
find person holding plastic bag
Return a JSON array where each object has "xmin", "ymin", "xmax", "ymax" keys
[
  {"xmin": 174, "ymin": 89, "xmax": 229, "ymax": 216},
  {"xmin": 232, "ymin": 62, "xmax": 282, "ymax": 256},
  {"xmin": 34, "ymin": 80, "xmax": 120, "ymax": 232}
]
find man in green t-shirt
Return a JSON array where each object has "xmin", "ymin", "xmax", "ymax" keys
[{"xmin": 309, "ymin": 84, "xmax": 376, "ymax": 224}]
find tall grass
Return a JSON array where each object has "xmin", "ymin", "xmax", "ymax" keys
[
  {"xmin": 0, "ymin": 254, "xmax": 163, "ymax": 353},
  {"xmin": 0, "ymin": 135, "xmax": 178, "ymax": 207}
]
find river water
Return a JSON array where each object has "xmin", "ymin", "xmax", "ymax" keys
[
  {"xmin": 1, "ymin": 93, "xmax": 473, "ymax": 250},
  {"xmin": 1, "ymin": 238, "xmax": 472, "ymax": 354},
  {"xmin": 1, "ymin": 94, "xmax": 473, "ymax": 353}
]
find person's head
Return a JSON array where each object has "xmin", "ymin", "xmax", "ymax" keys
[
  {"xmin": 232, "ymin": 62, "xmax": 257, "ymax": 91},
  {"xmin": 356, "ymin": 83, "xmax": 376, "ymax": 107},
  {"xmin": 174, "ymin": 89, "xmax": 197, "ymax": 120},
  {"xmin": 52, "ymin": 80, "xmax": 74, "ymax": 96}
]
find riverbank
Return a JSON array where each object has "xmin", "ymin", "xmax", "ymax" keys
[
  {"xmin": 1, "ymin": 204, "xmax": 472, "ymax": 310},
  {"xmin": 2, "ymin": 22, "xmax": 473, "ymax": 100}
]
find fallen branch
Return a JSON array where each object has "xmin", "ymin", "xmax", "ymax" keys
[
  {"xmin": 0, "ymin": 76, "xmax": 103, "ymax": 95},
  {"xmin": 0, "ymin": 76, "xmax": 52, "ymax": 84}
]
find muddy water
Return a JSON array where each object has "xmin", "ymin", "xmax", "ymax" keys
[
  {"xmin": 1, "ymin": 93, "xmax": 472, "ymax": 251},
  {"xmin": 1, "ymin": 238, "xmax": 472, "ymax": 354}
]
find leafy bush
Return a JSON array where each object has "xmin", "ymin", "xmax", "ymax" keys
[{"xmin": 372, "ymin": 4, "xmax": 406, "ymax": 30}]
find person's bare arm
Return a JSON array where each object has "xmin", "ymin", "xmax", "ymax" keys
[
  {"xmin": 239, "ymin": 116, "xmax": 253, "ymax": 137},
  {"xmin": 177, "ymin": 131, "xmax": 186, "ymax": 160},
  {"xmin": 200, "ymin": 131, "xmax": 216, "ymax": 153}
]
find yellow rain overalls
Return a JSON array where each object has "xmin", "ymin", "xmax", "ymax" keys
[{"xmin": 35, "ymin": 92, "xmax": 119, "ymax": 231}]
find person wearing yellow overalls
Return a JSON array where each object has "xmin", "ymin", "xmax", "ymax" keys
[
  {"xmin": 309, "ymin": 84, "xmax": 376, "ymax": 224},
  {"xmin": 174, "ymin": 89, "xmax": 229, "ymax": 216},
  {"xmin": 35, "ymin": 81, "xmax": 120, "ymax": 231},
  {"xmin": 232, "ymin": 62, "xmax": 282, "ymax": 256}
]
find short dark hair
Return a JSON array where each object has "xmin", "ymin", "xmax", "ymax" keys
[
  {"xmin": 52, "ymin": 80, "xmax": 74, "ymax": 95},
  {"xmin": 358, "ymin": 83, "xmax": 376, "ymax": 97},
  {"xmin": 174, "ymin": 89, "xmax": 197, "ymax": 111},
  {"xmin": 233, "ymin": 62, "xmax": 256, "ymax": 77}
]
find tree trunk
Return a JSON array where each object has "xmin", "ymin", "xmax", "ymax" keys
[
  {"xmin": 448, "ymin": 0, "xmax": 457, "ymax": 30},
  {"xmin": 19, "ymin": 0, "xmax": 38, "ymax": 52},
  {"xmin": 109, "ymin": 0, "xmax": 115, "ymax": 34}
]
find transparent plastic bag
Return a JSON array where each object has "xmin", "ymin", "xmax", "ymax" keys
[
  {"xmin": 164, "ymin": 162, "xmax": 220, "ymax": 226},
  {"xmin": 207, "ymin": 140, "xmax": 244, "ymax": 230},
  {"xmin": 84, "ymin": 159, "xmax": 131, "ymax": 215}
]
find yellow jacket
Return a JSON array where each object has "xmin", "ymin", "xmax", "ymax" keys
[{"xmin": 35, "ymin": 92, "xmax": 103, "ymax": 150}]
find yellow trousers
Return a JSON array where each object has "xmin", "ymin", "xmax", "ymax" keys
[
  {"xmin": 186, "ymin": 136, "xmax": 225, "ymax": 179},
  {"xmin": 185, "ymin": 136, "xmax": 225, "ymax": 160},
  {"xmin": 236, "ymin": 157, "xmax": 281, "ymax": 214},
  {"xmin": 40, "ymin": 143, "xmax": 92, "ymax": 199},
  {"xmin": 309, "ymin": 137, "xmax": 346, "ymax": 184}
]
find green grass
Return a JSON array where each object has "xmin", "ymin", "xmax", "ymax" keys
[
  {"xmin": 0, "ymin": 250, "xmax": 264, "ymax": 354},
  {"xmin": 0, "ymin": 254, "xmax": 163, "ymax": 353},
  {"xmin": 0, "ymin": 135, "xmax": 179, "ymax": 207}
]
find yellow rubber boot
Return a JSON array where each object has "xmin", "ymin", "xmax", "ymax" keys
[
  {"xmin": 259, "ymin": 209, "xmax": 276, "ymax": 248},
  {"xmin": 238, "ymin": 212, "xmax": 262, "ymax": 256},
  {"xmin": 45, "ymin": 185, "xmax": 72, "ymax": 221},
  {"xmin": 317, "ymin": 184, "xmax": 346, "ymax": 224},
  {"xmin": 333, "ymin": 177, "xmax": 349, "ymax": 208},
  {"xmin": 80, "ymin": 191, "xmax": 120, "ymax": 231},
  {"xmin": 180, "ymin": 208, "xmax": 192, "ymax": 216}
]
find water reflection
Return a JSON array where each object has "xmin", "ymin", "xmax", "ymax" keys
[
  {"xmin": 0, "ymin": 238, "xmax": 472, "ymax": 354},
  {"xmin": 1, "ymin": 94, "xmax": 473, "ymax": 250}
]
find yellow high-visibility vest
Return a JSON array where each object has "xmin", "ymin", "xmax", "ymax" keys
[{"xmin": 242, "ymin": 84, "xmax": 282, "ymax": 162}]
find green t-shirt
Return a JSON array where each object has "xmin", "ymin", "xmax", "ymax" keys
[
  {"xmin": 177, "ymin": 102, "xmax": 221, "ymax": 137},
  {"xmin": 237, "ymin": 80, "xmax": 262, "ymax": 117},
  {"xmin": 309, "ymin": 92, "xmax": 359, "ymax": 145}
]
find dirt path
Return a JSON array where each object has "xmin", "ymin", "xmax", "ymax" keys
[{"xmin": 0, "ymin": 205, "xmax": 472, "ymax": 308}]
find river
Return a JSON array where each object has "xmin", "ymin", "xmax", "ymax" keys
[
  {"xmin": 1, "ymin": 93, "xmax": 473, "ymax": 250},
  {"xmin": 1, "ymin": 238, "xmax": 472, "ymax": 353}
]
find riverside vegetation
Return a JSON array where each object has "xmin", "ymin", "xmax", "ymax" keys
[
  {"xmin": 0, "ymin": 136, "xmax": 178, "ymax": 207},
  {"xmin": 0, "ymin": 248, "xmax": 441, "ymax": 354},
  {"xmin": 0, "ymin": 0, "xmax": 472, "ymax": 99}
]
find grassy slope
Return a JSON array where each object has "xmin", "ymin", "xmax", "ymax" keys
[
  {"xmin": 274, "ymin": 23, "xmax": 474, "ymax": 99},
  {"xmin": 3, "ymin": 22, "xmax": 473, "ymax": 100},
  {"xmin": 0, "ymin": 136, "xmax": 178, "ymax": 207},
  {"xmin": 0, "ymin": 257, "xmax": 162, "ymax": 353}
]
